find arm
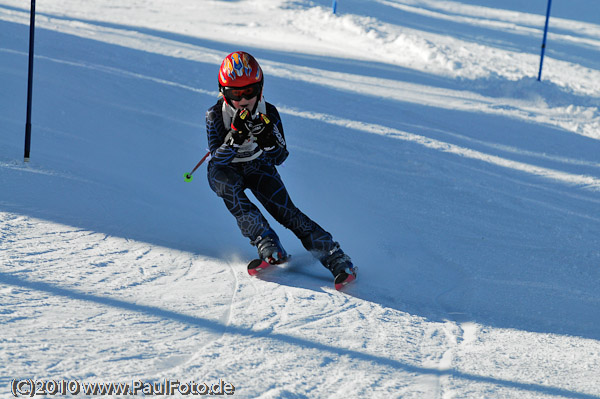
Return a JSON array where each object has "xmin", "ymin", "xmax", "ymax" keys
[
  {"xmin": 259, "ymin": 103, "xmax": 288, "ymax": 166},
  {"xmin": 206, "ymin": 101, "xmax": 238, "ymax": 166}
]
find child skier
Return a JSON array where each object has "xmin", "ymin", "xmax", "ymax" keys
[{"xmin": 205, "ymin": 51, "xmax": 356, "ymax": 287}]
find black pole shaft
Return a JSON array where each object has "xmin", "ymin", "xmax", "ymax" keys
[{"xmin": 24, "ymin": 0, "xmax": 36, "ymax": 162}]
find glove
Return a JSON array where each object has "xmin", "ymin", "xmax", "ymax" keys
[
  {"xmin": 252, "ymin": 114, "xmax": 278, "ymax": 151},
  {"xmin": 228, "ymin": 109, "xmax": 251, "ymax": 146}
]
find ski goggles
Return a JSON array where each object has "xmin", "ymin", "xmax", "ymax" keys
[{"xmin": 221, "ymin": 83, "xmax": 261, "ymax": 101}]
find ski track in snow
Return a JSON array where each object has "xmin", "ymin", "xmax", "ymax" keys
[
  {"xmin": 4, "ymin": 209, "xmax": 597, "ymax": 398},
  {"xmin": 0, "ymin": 212, "xmax": 245, "ymax": 386},
  {"xmin": 0, "ymin": 211, "xmax": 470, "ymax": 398}
]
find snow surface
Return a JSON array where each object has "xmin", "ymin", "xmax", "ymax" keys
[{"xmin": 1, "ymin": 0, "xmax": 600, "ymax": 397}]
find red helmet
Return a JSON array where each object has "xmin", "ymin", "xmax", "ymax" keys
[{"xmin": 218, "ymin": 51, "xmax": 263, "ymax": 89}]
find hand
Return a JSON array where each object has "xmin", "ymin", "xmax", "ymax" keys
[
  {"xmin": 229, "ymin": 109, "xmax": 251, "ymax": 145},
  {"xmin": 253, "ymin": 114, "xmax": 278, "ymax": 151},
  {"xmin": 249, "ymin": 113, "xmax": 273, "ymax": 136}
]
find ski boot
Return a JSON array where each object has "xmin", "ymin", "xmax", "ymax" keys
[
  {"xmin": 322, "ymin": 244, "xmax": 357, "ymax": 290},
  {"xmin": 247, "ymin": 230, "xmax": 289, "ymax": 276},
  {"xmin": 254, "ymin": 229, "xmax": 288, "ymax": 264}
]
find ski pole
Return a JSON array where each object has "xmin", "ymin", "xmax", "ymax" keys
[
  {"xmin": 537, "ymin": 0, "xmax": 552, "ymax": 81},
  {"xmin": 184, "ymin": 150, "xmax": 210, "ymax": 182}
]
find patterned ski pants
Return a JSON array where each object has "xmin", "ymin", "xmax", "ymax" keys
[{"xmin": 207, "ymin": 161, "xmax": 337, "ymax": 257}]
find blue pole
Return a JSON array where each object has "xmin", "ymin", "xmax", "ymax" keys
[
  {"xmin": 332, "ymin": 0, "xmax": 337, "ymax": 14},
  {"xmin": 24, "ymin": 0, "xmax": 36, "ymax": 162},
  {"xmin": 537, "ymin": 0, "xmax": 552, "ymax": 81}
]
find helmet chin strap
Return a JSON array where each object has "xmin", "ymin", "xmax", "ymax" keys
[
  {"xmin": 249, "ymin": 95, "xmax": 260, "ymax": 115},
  {"xmin": 245, "ymin": 87, "xmax": 263, "ymax": 116}
]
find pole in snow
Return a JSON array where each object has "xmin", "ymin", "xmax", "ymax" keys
[
  {"xmin": 24, "ymin": 0, "xmax": 36, "ymax": 162},
  {"xmin": 332, "ymin": 0, "xmax": 337, "ymax": 14},
  {"xmin": 537, "ymin": 0, "xmax": 552, "ymax": 81}
]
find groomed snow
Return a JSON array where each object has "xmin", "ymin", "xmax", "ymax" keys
[{"xmin": 1, "ymin": 0, "xmax": 599, "ymax": 398}]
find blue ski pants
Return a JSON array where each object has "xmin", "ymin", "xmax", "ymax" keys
[{"xmin": 207, "ymin": 161, "xmax": 338, "ymax": 257}]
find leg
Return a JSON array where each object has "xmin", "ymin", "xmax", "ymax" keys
[
  {"xmin": 207, "ymin": 163, "xmax": 271, "ymax": 240},
  {"xmin": 246, "ymin": 163, "xmax": 323, "ymax": 239},
  {"xmin": 244, "ymin": 164, "xmax": 348, "ymax": 272}
]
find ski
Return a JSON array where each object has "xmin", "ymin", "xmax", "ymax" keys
[
  {"xmin": 334, "ymin": 267, "xmax": 358, "ymax": 290},
  {"xmin": 247, "ymin": 256, "xmax": 289, "ymax": 276},
  {"xmin": 248, "ymin": 257, "xmax": 357, "ymax": 290},
  {"xmin": 247, "ymin": 259, "xmax": 271, "ymax": 276}
]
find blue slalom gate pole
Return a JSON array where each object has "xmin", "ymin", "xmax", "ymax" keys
[
  {"xmin": 537, "ymin": 0, "xmax": 552, "ymax": 81},
  {"xmin": 332, "ymin": 0, "xmax": 337, "ymax": 14},
  {"xmin": 24, "ymin": 0, "xmax": 36, "ymax": 162}
]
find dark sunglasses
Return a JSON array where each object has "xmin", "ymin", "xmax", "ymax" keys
[{"xmin": 222, "ymin": 83, "xmax": 261, "ymax": 101}]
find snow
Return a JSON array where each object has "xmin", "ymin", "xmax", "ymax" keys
[{"xmin": 1, "ymin": 0, "xmax": 599, "ymax": 397}]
